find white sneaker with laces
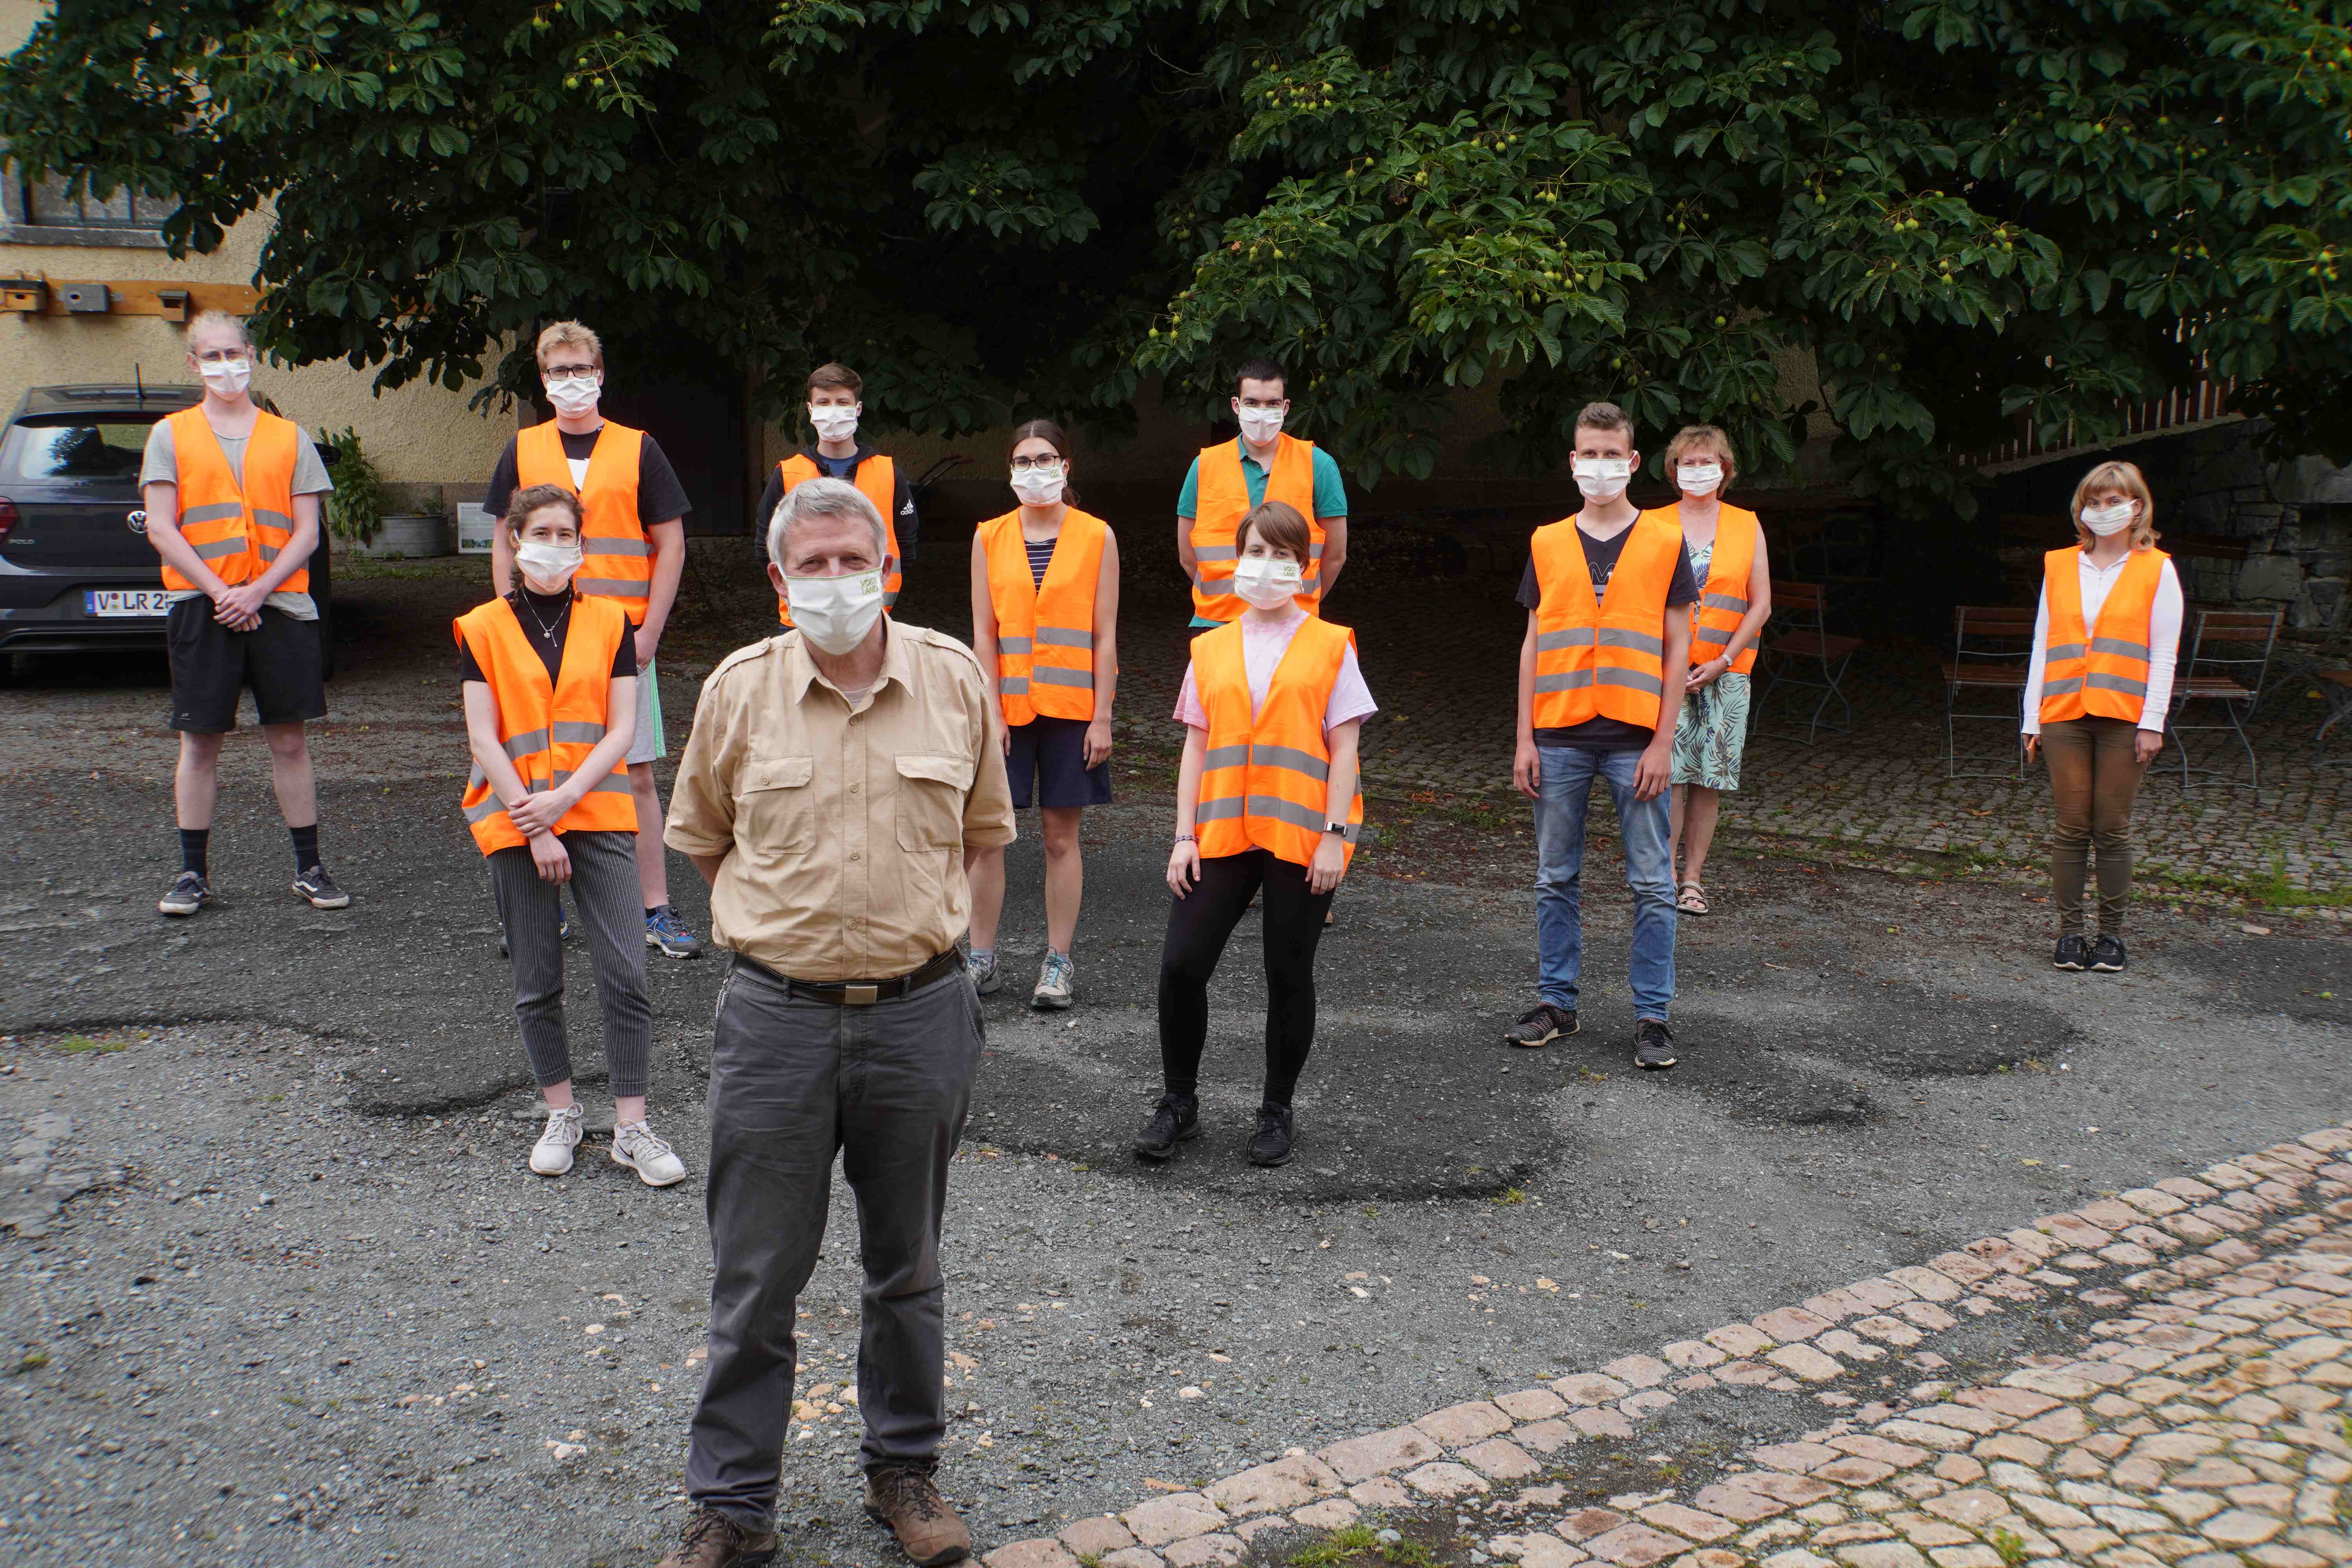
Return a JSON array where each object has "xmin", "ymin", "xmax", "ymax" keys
[
  {"xmin": 612, "ymin": 1118, "xmax": 688, "ymax": 1187},
  {"xmin": 531, "ymin": 1104, "xmax": 585, "ymax": 1176}
]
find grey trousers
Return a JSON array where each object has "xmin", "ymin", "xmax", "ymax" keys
[
  {"xmin": 687, "ymin": 955, "xmax": 984, "ymax": 1530},
  {"xmin": 486, "ymin": 830, "xmax": 653, "ymax": 1097}
]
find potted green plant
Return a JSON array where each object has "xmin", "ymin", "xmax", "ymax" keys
[{"xmin": 321, "ymin": 426, "xmax": 384, "ymax": 551}]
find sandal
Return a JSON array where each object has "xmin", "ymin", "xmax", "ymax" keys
[{"xmin": 1677, "ymin": 882, "xmax": 1711, "ymax": 916}]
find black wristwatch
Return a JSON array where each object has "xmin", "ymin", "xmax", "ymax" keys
[{"xmin": 1323, "ymin": 822, "xmax": 1348, "ymax": 836}]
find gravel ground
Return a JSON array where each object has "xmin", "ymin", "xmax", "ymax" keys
[{"xmin": 2, "ymin": 554, "xmax": 2348, "ymax": 1567}]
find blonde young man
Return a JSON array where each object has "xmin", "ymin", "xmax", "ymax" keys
[
  {"xmin": 142, "ymin": 310, "xmax": 348, "ymax": 916},
  {"xmin": 481, "ymin": 322, "xmax": 701, "ymax": 958}
]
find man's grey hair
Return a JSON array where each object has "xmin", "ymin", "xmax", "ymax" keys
[{"xmin": 768, "ymin": 476, "xmax": 887, "ymax": 572}]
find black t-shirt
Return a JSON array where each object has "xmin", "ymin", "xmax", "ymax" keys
[
  {"xmin": 752, "ymin": 446, "xmax": 920, "ymax": 562},
  {"xmin": 457, "ymin": 587, "xmax": 639, "ymax": 687},
  {"xmin": 1515, "ymin": 519, "xmax": 1699, "ymax": 751},
  {"xmin": 481, "ymin": 427, "xmax": 693, "ymax": 526}
]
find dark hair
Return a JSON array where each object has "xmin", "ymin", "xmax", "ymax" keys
[
  {"xmin": 1007, "ymin": 419, "xmax": 1080, "ymax": 506},
  {"xmin": 808, "ymin": 362, "xmax": 862, "ymax": 395},
  {"xmin": 508, "ymin": 483, "xmax": 583, "ymax": 532},
  {"xmin": 1236, "ymin": 499, "xmax": 1312, "ymax": 564},
  {"xmin": 1574, "ymin": 401, "xmax": 1635, "ymax": 442},
  {"xmin": 1233, "ymin": 357, "xmax": 1287, "ymax": 397}
]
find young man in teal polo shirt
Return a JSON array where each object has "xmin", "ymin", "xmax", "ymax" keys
[{"xmin": 1175, "ymin": 357, "xmax": 1349, "ymax": 624}]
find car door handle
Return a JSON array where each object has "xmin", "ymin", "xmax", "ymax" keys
[{"xmin": 126, "ymin": 509, "xmax": 147, "ymax": 534}]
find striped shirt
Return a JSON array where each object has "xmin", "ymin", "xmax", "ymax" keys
[{"xmin": 1025, "ymin": 535, "xmax": 1057, "ymax": 588}]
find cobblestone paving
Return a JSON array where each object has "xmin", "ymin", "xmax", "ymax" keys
[{"xmin": 978, "ymin": 1123, "xmax": 2352, "ymax": 1568}]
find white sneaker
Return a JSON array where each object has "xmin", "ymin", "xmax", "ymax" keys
[
  {"xmin": 611, "ymin": 1118, "xmax": 688, "ymax": 1187},
  {"xmin": 531, "ymin": 1104, "xmax": 585, "ymax": 1176}
]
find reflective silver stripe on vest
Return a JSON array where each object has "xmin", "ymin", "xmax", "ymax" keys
[
  {"xmin": 252, "ymin": 508, "xmax": 294, "ymax": 532},
  {"xmin": 502, "ymin": 728, "xmax": 550, "ymax": 760},
  {"xmin": 1597, "ymin": 627, "xmax": 1664, "ymax": 655},
  {"xmin": 1537, "ymin": 628, "xmax": 1593, "ymax": 652},
  {"xmin": 996, "ymin": 636, "xmax": 1034, "ymax": 655},
  {"xmin": 2044, "ymin": 642, "xmax": 2086, "ymax": 663},
  {"xmin": 1194, "ymin": 796, "xmax": 1247, "ymax": 822},
  {"xmin": 1193, "ymin": 545, "xmax": 1239, "ymax": 562},
  {"xmin": 552, "ymin": 721, "xmax": 608, "ymax": 746},
  {"xmin": 1248, "ymin": 795, "xmax": 1359, "ymax": 840},
  {"xmin": 2085, "ymin": 672, "xmax": 2147, "ymax": 697},
  {"xmin": 1700, "ymin": 592, "xmax": 1749, "ymax": 613},
  {"xmin": 1250, "ymin": 744, "xmax": 1329, "ymax": 782},
  {"xmin": 1308, "ymin": 542, "xmax": 1325, "ymax": 559},
  {"xmin": 997, "ymin": 677, "xmax": 1031, "ymax": 695},
  {"xmin": 1202, "ymin": 746, "xmax": 1251, "ymax": 770},
  {"xmin": 256, "ymin": 543, "xmax": 282, "ymax": 562},
  {"xmin": 1033, "ymin": 667, "xmax": 1093, "ymax": 689},
  {"xmin": 584, "ymin": 538, "xmax": 652, "ymax": 558},
  {"xmin": 1035, "ymin": 626, "xmax": 1092, "ymax": 648},
  {"xmin": 884, "ymin": 588, "xmax": 900, "ymax": 608},
  {"xmin": 1534, "ymin": 670, "xmax": 1595, "ymax": 693},
  {"xmin": 190, "ymin": 536, "xmax": 249, "ymax": 561},
  {"xmin": 1597, "ymin": 667, "xmax": 1664, "ymax": 695},
  {"xmin": 2090, "ymin": 637, "xmax": 2149, "ymax": 659},
  {"xmin": 576, "ymin": 578, "xmax": 649, "ymax": 599},
  {"xmin": 550, "ymin": 770, "xmax": 634, "ymax": 793},
  {"xmin": 180, "ymin": 501, "xmax": 245, "ymax": 526},
  {"xmin": 2042, "ymin": 676, "xmax": 2085, "ymax": 695},
  {"xmin": 463, "ymin": 795, "xmax": 506, "ymax": 824}
]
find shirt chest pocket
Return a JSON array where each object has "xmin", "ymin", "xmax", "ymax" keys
[
  {"xmin": 894, "ymin": 753, "xmax": 973, "ymax": 852},
  {"xmin": 739, "ymin": 755, "xmax": 815, "ymax": 854}
]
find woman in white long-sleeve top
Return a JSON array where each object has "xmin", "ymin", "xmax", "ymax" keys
[{"xmin": 2020, "ymin": 460, "xmax": 2182, "ymax": 976}]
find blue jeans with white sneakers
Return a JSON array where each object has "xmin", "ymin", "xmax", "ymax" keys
[{"xmin": 1533, "ymin": 745, "xmax": 1677, "ymax": 1020}]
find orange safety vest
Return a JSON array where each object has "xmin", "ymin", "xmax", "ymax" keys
[
  {"xmin": 515, "ymin": 420, "xmax": 653, "ymax": 623},
  {"xmin": 161, "ymin": 407, "xmax": 306, "ymax": 595},
  {"xmin": 1677, "ymin": 505, "xmax": 1763, "ymax": 676},
  {"xmin": 2040, "ymin": 546, "xmax": 2169, "ymax": 724},
  {"xmin": 1189, "ymin": 435, "xmax": 1324, "ymax": 619},
  {"xmin": 980, "ymin": 508, "xmax": 1108, "ymax": 725},
  {"xmin": 454, "ymin": 594, "xmax": 639, "ymax": 855},
  {"xmin": 1191, "ymin": 617, "xmax": 1364, "ymax": 869},
  {"xmin": 773, "ymin": 453, "xmax": 901, "ymax": 626},
  {"xmin": 1530, "ymin": 512, "xmax": 1681, "ymax": 731}
]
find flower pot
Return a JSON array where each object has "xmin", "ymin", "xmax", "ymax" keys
[{"xmin": 359, "ymin": 514, "xmax": 451, "ymax": 559}]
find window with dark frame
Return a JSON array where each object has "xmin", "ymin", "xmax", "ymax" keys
[{"xmin": 1, "ymin": 158, "xmax": 172, "ymax": 243}]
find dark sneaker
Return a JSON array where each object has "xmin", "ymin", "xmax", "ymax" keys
[
  {"xmin": 864, "ymin": 1466, "xmax": 971, "ymax": 1567},
  {"xmin": 1249, "ymin": 1102, "xmax": 1296, "ymax": 1167},
  {"xmin": 158, "ymin": 871, "xmax": 212, "ymax": 917},
  {"xmin": 655, "ymin": 1508, "xmax": 779, "ymax": 1568},
  {"xmin": 2053, "ymin": 934, "xmax": 2091, "ymax": 971},
  {"xmin": 1634, "ymin": 1018, "xmax": 1677, "ymax": 1071},
  {"xmin": 559, "ymin": 906, "xmax": 574, "ymax": 942},
  {"xmin": 291, "ymin": 864, "xmax": 349, "ymax": 909},
  {"xmin": 1132, "ymin": 1093, "xmax": 1200, "ymax": 1161},
  {"xmin": 1503, "ymin": 1003, "xmax": 1578, "ymax": 1048},
  {"xmin": 646, "ymin": 906, "xmax": 702, "ymax": 959},
  {"xmin": 2089, "ymin": 935, "xmax": 2127, "ymax": 973}
]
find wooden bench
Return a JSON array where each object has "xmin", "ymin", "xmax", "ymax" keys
[
  {"xmin": 1757, "ymin": 581, "xmax": 1863, "ymax": 745},
  {"xmin": 2169, "ymin": 608, "xmax": 2279, "ymax": 791},
  {"xmin": 1944, "ymin": 605, "xmax": 2039, "ymax": 779}
]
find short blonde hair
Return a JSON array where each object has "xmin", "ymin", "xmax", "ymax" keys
[
  {"xmin": 1664, "ymin": 425, "xmax": 1736, "ymax": 482},
  {"xmin": 535, "ymin": 320, "xmax": 604, "ymax": 371},
  {"xmin": 185, "ymin": 310, "xmax": 252, "ymax": 354},
  {"xmin": 2070, "ymin": 460, "xmax": 2160, "ymax": 552}
]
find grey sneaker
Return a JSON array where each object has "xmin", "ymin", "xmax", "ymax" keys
[
  {"xmin": 966, "ymin": 948, "xmax": 1002, "ymax": 995},
  {"xmin": 291, "ymin": 864, "xmax": 349, "ymax": 909},
  {"xmin": 1634, "ymin": 1018, "xmax": 1677, "ymax": 1071},
  {"xmin": 530, "ymin": 1104, "xmax": 584, "ymax": 1177},
  {"xmin": 158, "ymin": 871, "xmax": 212, "ymax": 917},
  {"xmin": 1031, "ymin": 951, "xmax": 1075, "ymax": 1011},
  {"xmin": 611, "ymin": 1118, "xmax": 688, "ymax": 1187}
]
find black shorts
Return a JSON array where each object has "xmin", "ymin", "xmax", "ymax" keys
[
  {"xmin": 165, "ymin": 598, "xmax": 326, "ymax": 733},
  {"xmin": 1006, "ymin": 714, "xmax": 1112, "ymax": 810}
]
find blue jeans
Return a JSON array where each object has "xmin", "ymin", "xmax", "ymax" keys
[{"xmin": 1533, "ymin": 746, "xmax": 1677, "ymax": 1020}]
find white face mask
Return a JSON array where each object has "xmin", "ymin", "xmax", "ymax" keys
[
  {"xmin": 514, "ymin": 539, "xmax": 583, "ymax": 588},
  {"xmin": 198, "ymin": 358, "xmax": 252, "ymax": 396},
  {"xmin": 1236, "ymin": 406, "xmax": 1285, "ymax": 445},
  {"xmin": 809, "ymin": 403, "xmax": 860, "ymax": 443},
  {"xmin": 1010, "ymin": 463, "xmax": 1066, "ymax": 505},
  {"xmin": 544, "ymin": 374, "xmax": 600, "ymax": 417},
  {"xmin": 2080, "ymin": 501, "xmax": 2137, "ymax": 537},
  {"xmin": 1573, "ymin": 456, "xmax": 1633, "ymax": 501},
  {"xmin": 1232, "ymin": 555, "xmax": 1304, "ymax": 610},
  {"xmin": 1677, "ymin": 463, "xmax": 1724, "ymax": 497},
  {"xmin": 787, "ymin": 569, "xmax": 886, "ymax": 655}
]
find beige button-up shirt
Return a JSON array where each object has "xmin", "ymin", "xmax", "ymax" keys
[{"xmin": 664, "ymin": 622, "xmax": 1016, "ymax": 982}]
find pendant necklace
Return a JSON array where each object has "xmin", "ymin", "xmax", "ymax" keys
[{"xmin": 516, "ymin": 588, "xmax": 571, "ymax": 651}]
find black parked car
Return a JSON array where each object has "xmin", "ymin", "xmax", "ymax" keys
[{"xmin": 0, "ymin": 383, "xmax": 334, "ymax": 682}]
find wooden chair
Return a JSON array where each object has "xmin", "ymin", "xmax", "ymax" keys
[
  {"xmin": 2167, "ymin": 607, "xmax": 2280, "ymax": 790},
  {"xmin": 1943, "ymin": 606, "xmax": 2039, "ymax": 779},
  {"xmin": 1756, "ymin": 580, "xmax": 1862, "ymax": 745},
  {"xmin": 2315, "ymin": 668, "xmax": 2352, "ymax": 767}
]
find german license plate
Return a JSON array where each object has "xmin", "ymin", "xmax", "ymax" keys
[{"xmin": 85, "ymin": 589, "xmax": 171, "ymax": 617}]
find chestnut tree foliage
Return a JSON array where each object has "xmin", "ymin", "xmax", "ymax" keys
[{"xmin": 4, "ymin": 0, "xmax": 2347, "ymax": 505}]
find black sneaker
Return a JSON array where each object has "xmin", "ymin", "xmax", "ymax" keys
[
  {"xmin": 158, "ymin": 871, "xmax": 211, "ymax": 917},
  {"xmin": 291, "ymin": 864, "xmax": 350, "ymax": 910},
  {"xmin": 2053, "ymin": 934, "xmax": 2091, "ymax": 971},
  {"xmin": 2089, "ymin": 935, "xmax": 2127, "ymax": 973},
  {"xmin": 1249, "ymin": 1102, "xmax": 1296, "ymax": 1167},
  {"xmin": 1132, "ymin": 1093, "xmax": 1200, "ymax": 1161},
  {"xmin": 1503, "ymin": 1003, "xmax": 1578, "ymax": 1049},
  {"xmin": 1634, "ymin": 1018, "xmax": 1677, "ymax": 1071}
]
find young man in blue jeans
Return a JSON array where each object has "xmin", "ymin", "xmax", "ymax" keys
[{"xmin": 1507, "ymin": 403, "xmax": 1696, "ymax": 1069}]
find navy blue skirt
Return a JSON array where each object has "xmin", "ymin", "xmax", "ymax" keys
[{"xmin": 1007, "ymin": 715, "xmax": 1113, "ymax": 809}]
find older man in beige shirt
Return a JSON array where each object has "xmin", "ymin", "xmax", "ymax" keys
[{"xmin": 657, "ymin": 477, "xmax": 1013, "ymax": 1568}]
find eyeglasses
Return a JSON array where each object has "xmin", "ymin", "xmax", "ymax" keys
[
  {"xmin": 544, "ymin": 364, "xmax": 597, "ymax": 379},
  {"xmin": 1009, "ymin": 456, "xmax": 1065, "ymax": 472}
]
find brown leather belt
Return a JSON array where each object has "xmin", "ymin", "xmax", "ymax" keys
[{"xmin": 733, "ymin": 947, "xmax": 964, "ymax": 1007}]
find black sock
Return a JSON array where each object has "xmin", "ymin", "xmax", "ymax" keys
[
  {"xmin": 646, "ymin": 905, "xmax": 665, "ymax": 919},
  {"xmin": 179, "ymin": 828, "xmax": 209, "ymax": 878},
  {"xmin": 289, "ymin": 823, "xmax": 319, "ymax": 872}
]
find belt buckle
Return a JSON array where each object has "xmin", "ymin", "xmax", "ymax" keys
[{"xmin": 843, "ymin": 984, "xmax": 880, "ymax": 1006}]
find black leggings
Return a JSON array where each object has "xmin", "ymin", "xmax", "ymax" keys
[{"xmin": 1157, "ymin": 849, "xmax": 1334, "ymax": 1109}]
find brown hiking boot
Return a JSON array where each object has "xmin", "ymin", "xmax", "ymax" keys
[
  {"xmin": 655, "ymin": 1507, "xmax": 779, "ymax": 1568},
  {"xmin": 864, "ymin": 1465, "xmax": 972, "ymax": 1566}
]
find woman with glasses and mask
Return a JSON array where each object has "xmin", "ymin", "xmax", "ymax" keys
[{"xmin": 965, "ymin": 421, "xmax": 1121, "ymax": 1010}]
